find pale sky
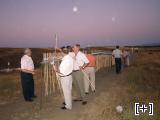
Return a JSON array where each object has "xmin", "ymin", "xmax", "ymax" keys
[{"xmin": 0, "ymin": 0, "xmax": 160, "ymax": 47}]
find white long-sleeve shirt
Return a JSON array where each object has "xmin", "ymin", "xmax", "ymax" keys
[{"xmin": 21, "ymin": 55, "xmax": 34, "ymax": 71}]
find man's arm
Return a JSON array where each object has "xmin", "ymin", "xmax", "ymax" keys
[
  {"xmin": 81, "ymin": 53, "xmax": 89, "ymax": 69},
  {"xmin": 81, "ymin": 63, "xmax": 89, "ymax": 69}
]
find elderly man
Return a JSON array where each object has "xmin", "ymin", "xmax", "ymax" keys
[
  {"xmin": 112, "ymin": 45, "xmax": 123, "ymax": 74},
  {"xmin": 72, "ymin": 44, "xmax": 89, "ymax": 105},
  {"xmin": 59, "ymin": 47, "xmax": 74, "ymax": 110},
  {"xmin": 20, "ymin": 48, "xmax": 36, "ymax": 102}
]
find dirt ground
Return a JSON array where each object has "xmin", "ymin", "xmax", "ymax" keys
[
  {"xmin": 0, "ymin": 51, "xmax": 160, "ymax": 120},
  {"xmin": 0, "ymin": 69, "xmax": 116, "ymax": 120}
]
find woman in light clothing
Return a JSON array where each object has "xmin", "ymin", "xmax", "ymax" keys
[
  {"xmin": 84, "ymin": 49, "xmax": 96, "ymax": 94},
  {"xmin": 122, "ymin": 49, "xmax": 130, "ymax": 67}
]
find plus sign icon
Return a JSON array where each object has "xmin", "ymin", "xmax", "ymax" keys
[{"xmin": 135, "ymin": 103, "xmax": 153, "ymax": 116}]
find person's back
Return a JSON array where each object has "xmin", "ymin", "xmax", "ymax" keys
[
  {"xmin": 112, "ymin": 49, "xmax": 122, "ymax": 58},
  {"xmin": 84, "ymin": 51, "xmax": 96, "ymax": 94},
  {"xmin": 59, "ymin": 47, "xmax": 74, "ymax": 110},
  {"xmin": 112, "ymin": 46, "xmax": 122, "ymax": 74},
  {"xmin": 86, "ymin": 54, "xmax": 96, "ymax": 67},
  {"xmin": 59, "ymin": 54, "xmax": 73, "ymax": 76}
]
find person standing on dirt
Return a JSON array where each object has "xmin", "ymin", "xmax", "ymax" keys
[
  {"xmin": 20, "ymin": 48, "xmax": 37, "ymax": 102},
  {"xmin": 83, "ymin": 49, "xmax": 96, "ymax": 94},
  {"xmin": 112, "ymin": 46, "xmax": 123, "ymax": 74},
  {"xmin": 122, "ymin": 49, "xmax": 130, "ymax": 67},
  {"xmin": 59, "ymin": 47, "xmax": 74, "ymax": 110},
  {"xmin": 72, "ymin": 44, "xmax": 89, "ymax": 105},
  {"xmin": 125, "ymin": 50, "xmax": 130, "ymax": 66}
]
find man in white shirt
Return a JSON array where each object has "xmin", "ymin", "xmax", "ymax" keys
[
  {"xmin": 20, "ymin": 48, "xmax": 36, "ymax": 102},
  {"xmin": 59, "ymin": 47, "xmax": 74, "ymax": 110},
  {"xmin": 72, "ymin": 44, "xmax": 89, "ymax": 105},
  {"xmin": 112, "ymin": 45, "xmax": 123, "ymax": 74}
]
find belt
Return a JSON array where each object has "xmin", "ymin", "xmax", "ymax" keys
[
  {"xmin": 73, "ymin": 70, "xmax": 80, "ymax": 72},
  {"xmin": 21, "ymin": 71, "xmax": 32, "ymax": 75},
  {"xmin": 60, "ymin": 72, "xmax": 72, "ymax": 77}
]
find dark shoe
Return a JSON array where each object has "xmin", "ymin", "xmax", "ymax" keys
[
  {"xmin": 25, "ymin": 99, "xmax": 33, "ymax": 102},
  {"xmin": 85, "ymin": 92, "xmax": 89, "ymax": 95},
  {"xmin": 93, "ymin": 90, "xmax": 96, "ymax": 93},
  {"xmin": 73, "ymin": 99, "xmax": 82, "ymax": 102},
  {"xmin": 32, "ymin": 95, "xmax": 37, "ymax": 98},
  {"xmin": 82, "ymin": 101, "xmax": 87, "ymax": 105},
  {"xmin": 61, "ymin": 106, "xmax": 67, "ymax": 110},
  {"xmin": 62, "ymin": 102, "xmax": 66, "ymax": 105}
]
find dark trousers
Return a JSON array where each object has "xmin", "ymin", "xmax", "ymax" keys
[
  {"xmin": 21, "ymin": 72, "xmax": 35, "ymax": 100},
  {"xmin": 115, "ymin": 58, "xmax": 122, "ymax": 74}
]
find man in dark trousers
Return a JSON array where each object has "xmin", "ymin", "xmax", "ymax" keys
[
  {"xmin": 20, "ymin": 48, "xmax": 36, "ymax": 102},
  {"xmin": 112, "ymin": 46, "xmax": 123, "ymax": 74}
]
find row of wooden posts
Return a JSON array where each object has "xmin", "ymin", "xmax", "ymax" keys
[
  {"xmin": 41, "ymin": 53, "xmax": 62, "ymax": 97},
  {"xmin": 40, "ymin": 52, "xmax": 115, "ymax": 99}
]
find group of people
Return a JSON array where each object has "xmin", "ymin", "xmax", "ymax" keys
[
  {"xmin": 20, "ymin": 45, "xmax": 130, "ymax": 110},
  {"xmin": 58, "ymin": 44, "xmax": 96, "ymax": 110},
  {"xmin": 20, "ymin": 44, "xmax": 96, "ymax": 110}
]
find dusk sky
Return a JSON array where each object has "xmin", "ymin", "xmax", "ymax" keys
[{"xmin": 0, "ymin": 0, "xmax": 160, "ymax": 48}]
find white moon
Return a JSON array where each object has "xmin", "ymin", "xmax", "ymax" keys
[
  {"xmin": 73, "ymin": 6, "xmax": 78, "ymax": 12},
  {"xmin": 112, "ymin": 17, "xmax": 116, "ymax": 22}
]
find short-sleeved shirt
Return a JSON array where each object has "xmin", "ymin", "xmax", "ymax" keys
[
  {"xmin": 86, "ymin": 54, "xmax": 96, "ymax": 67},
  {"xmin": 74, "ymin": 51, "xmax": 89, "ymax": 70},
  {"xmin": 59, "ymin": 54, "xmax": 74, "ymax": 76},
  {"xmin": 112, "ymin": 49, "xmax": 122, "ymax": 58},
  {"xmin": 21, "ymin": 55, "xmax": 34, "ymax": 71}
]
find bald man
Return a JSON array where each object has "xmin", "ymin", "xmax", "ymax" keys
[{"xmin": 20, "ymin": 48, "xmax": 36, "ymax": 102}]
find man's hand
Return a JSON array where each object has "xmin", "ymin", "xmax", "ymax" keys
[
  {"xmin": 53, "ymin": 65, "xmax": 60, "ymax": 73},
  {"xmin": 15, "ymin": 68, "xmax": 21, "ymax": 71},
  {"xmin": 31, "ymin": 71, "xmax": 35, "ymax": 75},
  {"xmin": 21, "ymin": 69, "xmax": 35, "ymax": 74},
  {"xmin": 80, "ymin": 63, "xmax": 89, "ymax": 69},
  {"xmin": 80, "ymin": 66, "xmax": 85, "ymax": 69}
]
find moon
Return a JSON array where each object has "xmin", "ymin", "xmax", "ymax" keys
[{"xmin": 73, "ymin": 6, "xmax": 78, "ymax": 12}]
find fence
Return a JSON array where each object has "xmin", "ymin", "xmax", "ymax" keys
[
  {"xmin": 95, "ymin": 54, "xmax": 115, "ymax": 72},
  {"xmin": 40, "ymin": 52, "xmax": 115, "ymax": 109}
]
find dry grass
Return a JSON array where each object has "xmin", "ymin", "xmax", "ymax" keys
[
  {"xmin": 83, "ymin": 51, "xmax": 160, "ymax": 120},
  {"xmin": 0, "ymin": 48, "xmax": 53, "ymax": 69},
  {"xmin": 0, "ymin": 48, "xmax": 160, "ymax": 120},
  {"xmin": 0, "ymin": 71, "xmax": 21, "ymax": 104}
]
